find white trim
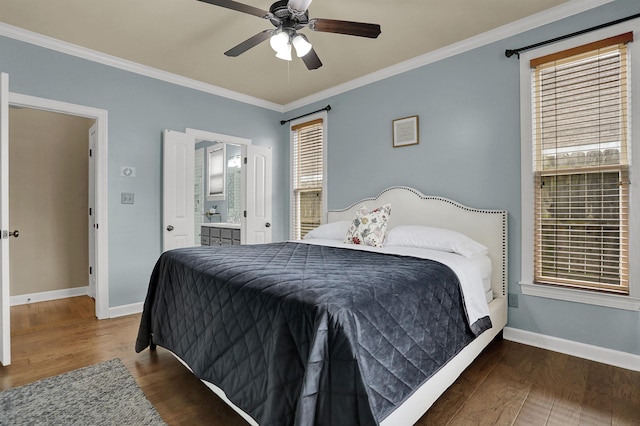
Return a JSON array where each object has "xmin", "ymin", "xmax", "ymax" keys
[
  {"xmin": 8, "ymin": 92, "xmax": 110, "ymax": 319},
  {"xmin": 519, "ymin": 18, "xmax": 640, "ymax": 308},
  {"xmin": 504, "ymin": 327, "xmax": 640, "ymax": 372},
  {"xmin": 0, "ymin": 22, "xmax": 282, "ymax": 113},
  {"xmin": 10, "ymin": 286, "xmax": 89, "ymax": 306},
  {"xmin": 0, "ymin": 1, "xmax": 611, "ymax": 112},
  {"xmin": 185, "ymin": 128, "xmax": 250, "ymax": 146},
  {"xmin": 282, "ymin": 0, "xmax": 615, "ymax": 111},
  {"xmin": 520, "ymin": 282, "xmax": 640, "ymax": 311},
  {"xmin": 108, "ymin": 301, "xmax": 144, "ymax": 318},
  {"xmin": 11, "ymin": 291, "xmax": 144, "ymax": 318},
  {"xmin": 1, "ymin": 73, "xmax": 10, "ymax": 366}
]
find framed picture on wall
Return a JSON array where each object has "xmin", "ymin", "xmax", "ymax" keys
[{"xmin": 392, "ymin": 115, "xmax": 419, "ymax": 148}]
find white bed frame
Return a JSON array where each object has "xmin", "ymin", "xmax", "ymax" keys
[
  {"xmin": 327, "ymin": 186, "xmax": 508, "ymax": 425},
  {"xmin": 176, "ymin": 186, "xmax": 508, "ymax": 425}
]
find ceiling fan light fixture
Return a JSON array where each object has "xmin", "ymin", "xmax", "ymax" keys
[
  {"xmin": 269, "ymin": 31, "xmax": 289, "ymax": 54},
  {"xmin": 292, "ymin": 33, "xmax": 312, "ymax": 57},
  {"xmin": 275, "ymin": 43, "xmax": 292, "ymax": 61},
  {"xmin": 202, "ymin": 0, "xmax": 380, "ymax": 71}
]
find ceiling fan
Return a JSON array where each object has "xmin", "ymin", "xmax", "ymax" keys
[{"xmin": 198, "ymin": 0, "xmax": 381, "ymax": 70}]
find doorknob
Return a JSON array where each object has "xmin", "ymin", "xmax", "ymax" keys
[
  {"xmin": 166, "ymin": 225, "xmax": 174, "ymax": 231},
  {"xmin": 2, "ymin": 230, "xmax": 19, "ymax": 238},
  {"xmin": 265, "ymin": 223, "xmax": 271, "ymax": 228}
]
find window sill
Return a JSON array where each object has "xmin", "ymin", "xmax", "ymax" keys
[{"xmin": 520, "ymin": 282, "xmax": 640, "ymax": 312}]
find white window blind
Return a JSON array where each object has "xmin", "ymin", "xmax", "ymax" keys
[
  {"xmin": 291, "ymin": 118, "xmax": 323, "ymax": 240},
  {"xmin": 531, "ymin": 32, "xmax": 631, "ymax": 293},
  {"xmin": 207, "ymin": 145, "xmax": 225, "ymax": 199}
]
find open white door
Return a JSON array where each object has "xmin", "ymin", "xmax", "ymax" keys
[
  {"xmin": 0, "ymin": 73, "xmax": 11, "ymax": 365},
  {"xmin": 163, "ymin": 129, "xmax": 194, "ymax": 251},
  {"xmin": 242, "ymin": 145, "xmax": 272, "ymax": 244}
]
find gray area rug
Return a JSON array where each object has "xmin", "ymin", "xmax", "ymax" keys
[{"xmin": 0, "ymin": 358, "xmax": 166, "ymax": 425}]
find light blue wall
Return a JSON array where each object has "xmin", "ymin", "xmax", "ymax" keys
[
  {"xmin": 2, "ymin": 0, "xmax": 639, "ymax": 355},
  {"xmin": 0, "ymin": 36, "xmax": 285, "ymax": 307},
  {"xmin": 284, "ymin": 0, "xmax": 640, "ymax": 355}
]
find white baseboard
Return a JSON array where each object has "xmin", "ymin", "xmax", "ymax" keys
[
  {"xmin": 108, "ymin": 302, "xmax": 144, "ymax": 318},
  {"xmin": 504, "ymin": 327, "xmax": 640, "ymax": 372},
  {"xmin": 10, "ymin": 286, "xmax": 89, "ymax": 306},
  {"xmin": 10, "ymin": 288, "xmax": 143, "ymax": 320}
]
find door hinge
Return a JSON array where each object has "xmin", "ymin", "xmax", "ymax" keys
[
  {"xmin": 244, "ymin": 157, "xmax": 247, "ymax": 164},
  {"xmin": 89, "ymin": 149, "xmax": 93, "ymax": 157},
  {"xmin": 244, "ymin": 211, "xmax": 247, "ymax": 218},
  {"xmin": 89, "ymin": 207, "xmax": 92, "ymax": 216},
  {"xmin": 89, "ymin": 266, "xmax": 93, "ymax": 275}
]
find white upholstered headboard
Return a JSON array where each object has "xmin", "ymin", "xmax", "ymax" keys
[{"xmin": 327, "ymin": 186, "xmax": 508, "ymax": 298}]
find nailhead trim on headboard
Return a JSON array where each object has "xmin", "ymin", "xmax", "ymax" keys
[{"xmin": 331, "ymin": 186, "xmax": 508, "ymax": 297}]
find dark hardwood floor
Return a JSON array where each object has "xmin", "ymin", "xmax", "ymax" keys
[{"xmin": 1, "ymin": 296, "xmax": 638, "ymax": 425}]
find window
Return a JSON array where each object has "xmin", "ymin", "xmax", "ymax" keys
[
  {"xmin": 207, "ymin": 144, "xmax": 225, "ymax": 200},
  {"xmin": 520, "ymin": 24, "xmax": 640, "ymax": 309},
  {"xmin": 290, "ymin": 115, "xmax": 326, "ymax": 239},
  {"xmin": 532, "ymin": 33, "xmax": 631, "ymax": 294}
]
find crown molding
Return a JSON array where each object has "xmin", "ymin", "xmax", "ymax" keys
[
  {"xmin": 282, "ymin": 0, "xmax": 614, "ymax": 112},
  {"xmin": 0, "ymin": 22, "xmax": 284, "ymax": 112},
  {"xmin": 0, "ymin": 0, "xmax": 613, "ymax": 113}
]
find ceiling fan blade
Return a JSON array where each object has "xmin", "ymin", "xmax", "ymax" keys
[
  {"xmin": 224, "ymin": 30, "xmax": 273, "ymax": 57},
  {"xmin": 308, "ymin": 18, "xmax": 381, "ymax": 38},
  {"xmin": 287, "ymin": 0, "xmax": 313, "ymax": 14},
  {"xmin": 197, "ymin": 0, "xmax": 270, "ymax": 19},
  {"xmin": 301, "ymin": 47, "xmax": 322, "ymax": 70}
]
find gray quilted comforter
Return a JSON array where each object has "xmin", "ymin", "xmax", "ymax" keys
[{"xmin": 136, "ymin": 242, "xmax": 491, "ymax": 425}]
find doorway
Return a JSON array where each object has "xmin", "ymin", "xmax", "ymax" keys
[
  {"xmin": 195, "ymin": 140, "xmax": 243, "ymax": 236},
  {"xmin": 8, "ymin": 92, "xmax": 109, "ymax": 320},
  {"xmin": 9, "ymin": 108, "xmax": 93, "ymax": 305},
  {"xmin": 163, "ymin": 128, "xmax": 272, "ymax": 252},
  {"xmin": 187, "ymin": 128, "xmax": 273, "ymax": 245}
]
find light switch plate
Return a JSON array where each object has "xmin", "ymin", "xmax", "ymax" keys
[{"xmin": 121, "ymin": 192, "xmax": 134, "ymax": 204}]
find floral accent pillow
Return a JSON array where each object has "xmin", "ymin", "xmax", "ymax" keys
[{"xmin": 343, "ymin": 204, "xmax": 391, "ymax": 247}]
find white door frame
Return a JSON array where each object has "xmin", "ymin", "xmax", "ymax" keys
[
  {"xmin": 165, "ymin": 129, "xmax": 272, "ymax": 246},
  {"xmin": 9, "ymin": 92, "xmax": 109, "ymax": 319},
  {"xmin": 186, "ymin": 128, "xmax": 251, "ymax": 147},
  {"xmin": 1, "ymin": 73, "xmax": 10, "ymax": 365}
]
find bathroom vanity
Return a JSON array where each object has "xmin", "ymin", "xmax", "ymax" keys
[{"xmin": 201, "ymin": 223, "xmax": 241, "ymax": 246}]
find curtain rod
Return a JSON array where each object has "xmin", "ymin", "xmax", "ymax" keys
[
  {"xmin": 280, "ymin": 105, "xmax": 331, "ymax": 125},
  {"xmin": 505, "ymin": 12, "xmax": 640, "ymax": 59}
]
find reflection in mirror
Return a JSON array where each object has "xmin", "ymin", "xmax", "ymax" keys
[
  {"xmin": 207, "ymin": 143, "xmax": 225, "ymax": 200},
  {"xmin": 193, "ymin": 140, "xmax": 243, "ymax": 245},
  {"xmin": 226, "ymin": 145, "xmax": 242, "ymax": 223}
]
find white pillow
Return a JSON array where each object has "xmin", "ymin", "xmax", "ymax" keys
[
  {"xmin": 303, "ymin": 221, "xmax": 351, "ymax": 240},
  {"xmin": 385, "ymin": 225, "xmax": 488, "ymax": 258},
  {"xmin": 343, "ymin": 204, "xmax": 391, "ymax": 247}
]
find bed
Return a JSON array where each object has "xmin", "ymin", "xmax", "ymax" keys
[{"xmin": 136, "ymin": 186, "xmax": 508, "ymax": 425}]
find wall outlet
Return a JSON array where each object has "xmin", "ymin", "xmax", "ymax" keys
[
  {"xmin": 121, "ymin": 192, "xmax": 134, "ymax": 204},
  {"xmin": 508, "ymin": 293, "xmax": 519, "ymax": 308}
]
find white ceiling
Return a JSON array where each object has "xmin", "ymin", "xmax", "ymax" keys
[{"xmin": 0, "ymin": 0, "xmax": 577, "ymax": 106}]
